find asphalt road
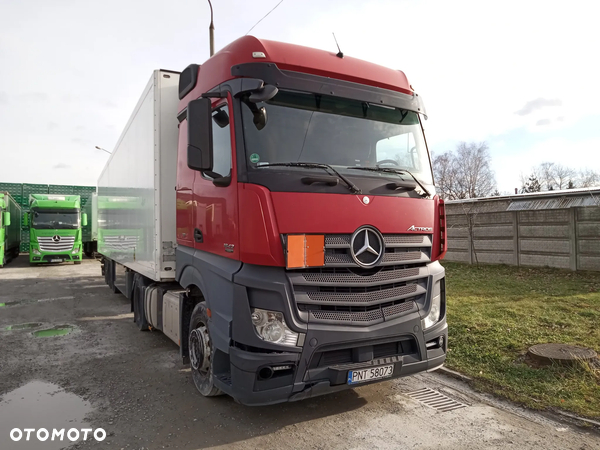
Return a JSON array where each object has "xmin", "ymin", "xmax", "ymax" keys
[{"xmin": 0, "ymin": 256, "xmax": 598, "ymax": 450}]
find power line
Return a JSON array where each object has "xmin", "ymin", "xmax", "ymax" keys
[{"xmin": 245, "ymin": 0, "xmax": 284, "ymax": 36}]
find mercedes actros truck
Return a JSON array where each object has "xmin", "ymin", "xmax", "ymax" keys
[
  {"xmin": 98, "ymin": 36, "xmax": 448, "ymax": 405},
  {"xmin": 25, "ymin": 194, "xmax": 88, "ymax": 264}
]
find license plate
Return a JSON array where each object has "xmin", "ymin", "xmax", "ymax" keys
[
  {"xmin": 51, "ymin": 259, "xmax": 62, "ymax": 263},
  {"xmin": 348, "ymin": 364, "xmax": 394, "ymax": 385}
]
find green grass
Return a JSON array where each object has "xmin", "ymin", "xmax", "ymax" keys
[{"xmin": 444, "ymin": 262, "xmax": 600, "ymax": 419}]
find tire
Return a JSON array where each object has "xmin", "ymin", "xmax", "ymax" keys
[
  {"xmin": 189, "ymin": 302, "xmax": 222, "ymax": 397},
  {"xmin": 133, "ymin": 286, "xmax": 149, "ymax": 331}
]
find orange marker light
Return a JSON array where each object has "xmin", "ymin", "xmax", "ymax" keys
[{"xmin": 286, "ymin": 234, "xmax": 325, "ymax": 269}]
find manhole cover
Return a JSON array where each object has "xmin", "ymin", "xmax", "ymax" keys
[
  {"xmin": 527, "ymin": 343, "xmax": 597, "ymax": 366},
  {"xmin": 405, "ymin": 388, "xmax": 467, "ymax": 412}
]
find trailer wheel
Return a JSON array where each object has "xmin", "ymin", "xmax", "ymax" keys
[
  {"xmin": 133, "ymin": 285, "xmax": 149, "ymax": 331},
  {"xmin": 189, "ymin": 302, "xmax": 222, "ymax": 397}
]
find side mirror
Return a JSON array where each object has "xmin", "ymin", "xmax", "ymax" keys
[
  {"xmin": 23, "ymin": 212, "xmax": 29, "ymax": 227},
  {"xmin": 2, "ymin": 211, "xmax": 10, "ymax": 227},
  {"xmin": 187, "ymin": 98, "xmax": 213, "ymax": 171},
  {"xmin": 81, "ymin": 213, "xmax": 88, "ymax": 227}
]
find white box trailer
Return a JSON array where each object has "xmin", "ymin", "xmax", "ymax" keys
[{"xmin": 97, "ymin": 70, "xmax": 180, "ymax": 282}]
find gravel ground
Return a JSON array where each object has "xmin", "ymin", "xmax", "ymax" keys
[{"xmin": 0, "ymin": 256, "xmax": 598, "ymax": 450}]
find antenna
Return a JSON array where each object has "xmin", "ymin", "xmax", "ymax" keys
[
  {"xmin": 246, "ymin": 0, "xmax": 284, "ymax": 36},
  {"xmin": 332, "ymin": 33, "xmax": 344, "ymax": 59}
]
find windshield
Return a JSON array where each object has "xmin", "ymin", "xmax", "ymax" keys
[
  {"xmin": 32, "ymin": 209, "xmax": 79, "ymax": 229},
  {"xmin": 241, "ymin": 90, "xmax": 433, "ymax": 185}
]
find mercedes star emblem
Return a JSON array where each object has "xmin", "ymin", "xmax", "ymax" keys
[
  {"xmin": 52, "ymin": 235, "xmax": 61, "ymax": 242},
  {"xmin": 350, "ymin": 226, "xmax": 384, "ymax": 267}
]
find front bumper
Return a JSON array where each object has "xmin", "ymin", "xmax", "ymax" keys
[
  {"xmin": 214, "ymin": 262, "xmax": 447, "ymax": 406},
  {"xmin": 225, "ymin": 320, "xmax": 447, "ymax": 406},
  {"xmin": 30, "ymin": 248, "xmax": 82, "ymax": 264}
]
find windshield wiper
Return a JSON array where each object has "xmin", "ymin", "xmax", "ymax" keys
[
  {"xmin": 346, "ymin": 166, "xmax": 431, "ymax": 197},
  {"xmin": 257, "ymin": 162, "xmax": 362, "ymax": 194}
]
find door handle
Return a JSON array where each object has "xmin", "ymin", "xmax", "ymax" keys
[{"xmin": 194, "ymin": 228, "xmax": 203, "ymax": 243}]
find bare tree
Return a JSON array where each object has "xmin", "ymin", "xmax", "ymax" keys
[
  {"xmin": 538, "ymin": 162, "xmax": 555, "ymax": 190},
  {"xmin": 433, "ymin": 141, "xmax": 497, "ymax": 199},
  {"xmin": 551, "ymin": 164, "xmax": 576, "ymax": 190},
  {"xmin": 522, "ymin": 162, "xmax": 598, "ymax": 191},
  {"xmin": 578, "ymin": 168, "xmax": 600, "ymax": 188}
]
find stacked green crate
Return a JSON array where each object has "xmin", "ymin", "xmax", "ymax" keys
[
  {"xmin": 0, "ymin": 182, "xmax": 23, "ymax": 206},
  {"xmin": 48, "ymin": 185, "xmax": 75, "ymax": 195},
  {"xmin": 22, "ymin": 183, "xmax": 48, "ymax": 206}
]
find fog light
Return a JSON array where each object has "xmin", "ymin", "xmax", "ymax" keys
[
  {"xmin": 251, "ymin": 308, "xmax": 299, "ymax": 346},
  {"xmin": 32, "ymin": 248, "xmax": 41, "ymax": 255},
  {"xmin": 72, "ymin": 247, "xmax": 80, "ymax": 255},
  {"xmin": 438, "ymin": 335, "xmax": 445, "ymax": 349}
]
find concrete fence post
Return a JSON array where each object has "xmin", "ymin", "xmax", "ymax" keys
[
  {"xmin": 512, "ymin": 211, "xmax": 519, "ymax": 266},
  {"xmin": 569, "ymin": 208, "xmax": 578, "ymax": 271}
]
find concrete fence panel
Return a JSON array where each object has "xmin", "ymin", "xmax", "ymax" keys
[{"xmin": 444, "ymin": 196, "xmax": 600, "ymax": 271}]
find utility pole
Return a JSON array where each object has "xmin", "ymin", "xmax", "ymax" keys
[{"xmin": 208, "ymin": 0, "xmax": 214, "ymax": 56}]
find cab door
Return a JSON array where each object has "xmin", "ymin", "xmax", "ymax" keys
[{"xmin": 192, "ymin": 98, "xmax": 239, "ymax": 259}]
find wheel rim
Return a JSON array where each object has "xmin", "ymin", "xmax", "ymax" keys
[{"xmin": 189, "ymin": 324, "xmax": 211, "ymax": 374}]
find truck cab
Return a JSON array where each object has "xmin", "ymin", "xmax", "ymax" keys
[
  {"xmin": 175, "ymin": 37, "xmax": 447, "ymax": 404},
  {"xmin": 25, "ymin": 194, "xmax": 87, "ymax": 264}
]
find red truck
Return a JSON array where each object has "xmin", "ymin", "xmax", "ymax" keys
[{"xmin": 98, "ymin": 36, "xmax": 447, "ymax": 405}]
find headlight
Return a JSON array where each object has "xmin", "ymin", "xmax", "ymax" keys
[
  {"xmin": 32, "ymin": 248, "xmax": 41, "ymax": 255},
  {"xmin": 72, "ymin": 247, "xmax": 80, "ymax": 254},
  {"xmin": 251, "ymin": 308, "xmax": 299, "ymax": 346},
  {"xmin": 422, "ymin": 294, "xmax": 441, "ymax": 329}
]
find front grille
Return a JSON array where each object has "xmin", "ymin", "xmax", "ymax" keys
[
  {"xmin": 300, "ymin": 266, "xmax": 420, "ymax": 285},
  {"xmin": 289, "ymin": 232, "xmax": 431, "ymax": 325},
  {"xmin": 37, "ymin": 236, "xmax": 75, "ymax": 252},
  {"xmin": 299, "ymin": 298, "xmax": 418, "ymax": 323},
  {"xmin": 305, "ymin": 283, "xmax": 418, "ymax": 304},
  {"xmin": 324, "ymin": 249, "xmax": 427, "ymax": 266}
]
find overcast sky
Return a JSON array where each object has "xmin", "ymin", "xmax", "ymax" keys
[{"xmin": 1, "ymin": 0, "xmax": 598, "ymax": 193}]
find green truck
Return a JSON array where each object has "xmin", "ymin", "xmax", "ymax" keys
[
  {"xmin": 0, "ymin": 192, "xmax": 21, "ymax": 267},
  {"xmin": 24, "ymin": 194, "xmax": 88, "ymax": 264}
]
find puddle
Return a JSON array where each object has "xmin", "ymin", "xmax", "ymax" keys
[
  {"xmin": 33, "ymin": 325, "xmax": 74, "ymax": 337},
  {"xmin": 5, "ymin": 323, "xmax": 43, "ymax": 331},
  {"xmin": 0, "ymin": 381, "xmax": 93, "ymax": 450},
  {"xmin": 0, "ymin": 296, "xmax": 74, "ymax": 308},
  {"xmin": 78, "ymin": 313, "xmax": 133, "ymax": 321}
]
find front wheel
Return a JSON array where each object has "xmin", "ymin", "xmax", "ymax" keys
[{"xmin": 189, "ymin": 302, "xmax": 222, "ymax": 397}]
